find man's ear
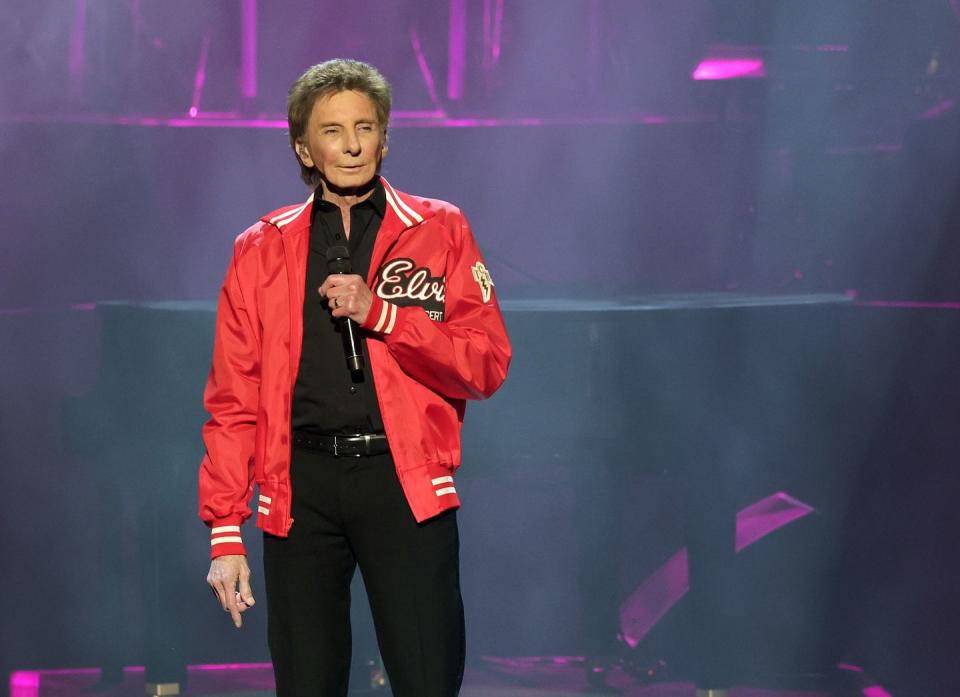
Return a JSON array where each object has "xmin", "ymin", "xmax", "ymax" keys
[{"xmin": 296, "ymin": 142, "xmax": 314, "ymax": 167}]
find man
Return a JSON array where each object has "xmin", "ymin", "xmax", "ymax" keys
[{"xmin": 198, "ymin": 59, "xmax": 511, "ymax": 697}]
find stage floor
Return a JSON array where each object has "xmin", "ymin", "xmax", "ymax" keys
[{"xmin": 9, "ymin": 658, "xmax": 886, "ymax": 697}]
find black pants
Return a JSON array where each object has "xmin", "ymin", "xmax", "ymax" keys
[{"xmin": 263, "ymin": 446, "xmax": 465, "ymax": 697}]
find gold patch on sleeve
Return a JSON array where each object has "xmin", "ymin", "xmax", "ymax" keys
[{"xmin": 470, "ymin": 261, "xmax": 495, "ymax": 303}]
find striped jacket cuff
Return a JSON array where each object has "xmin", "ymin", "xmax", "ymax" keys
[
  {"xmin": 209, "ymin": 520, "xmax": 247, "ymax": 559},
  {"xmin": 432, "ymin": 475, "xmax": 458, "ymax": 498},
  {"xmin": 362, "ymin": 294, "xmax": 399, "ymax": 336}
]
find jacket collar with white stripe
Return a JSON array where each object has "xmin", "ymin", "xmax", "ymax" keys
[{"xmin": 262, "ymin": 176, "xmax": 435, "ymax": 238}]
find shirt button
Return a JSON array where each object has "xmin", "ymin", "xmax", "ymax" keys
[{"xmin": 349, "ymin": 386, "xmax": 358, "ymax": 394}]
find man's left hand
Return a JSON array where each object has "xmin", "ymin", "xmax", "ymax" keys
[{"xmin": 320, "ymin": 273, "xmax": 373, "ymax": 325}]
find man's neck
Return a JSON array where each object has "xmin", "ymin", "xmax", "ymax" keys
[
  {"xmin": 320, "ymin": 177, "xmax": 378, "ymax": 239},
  {"xmin": 321, "ymin": 177, "xmax": 377, "ymax": 213}
]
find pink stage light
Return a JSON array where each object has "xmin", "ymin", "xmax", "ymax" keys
[
  {"xmin": 191, "ymin": 662, "xmax": 274, "ymax": 671},
  {"xmin": 619, "ymin": 491, "xmax": 815, "ymax": 647},
  {"xmin": 862, "ymin": 686, "xmax": 893, "ymax": 697},
  {"xmin": 492, "ymin": 0, "xmax": 504, "ymax": 63},
  {"xmin": 921, "ymin": 98, "xmax": 955, "ymax": 120},
  {"xmin": 189, "ymin": 34, "xmax": 211, "ymax": 118},
  {"xmin": 481, "ymin": 0, "xmax": 505, "ymax": 70},
  {"xmin": 447, "ymin": 0, "xmax": 467, "ymax": 100},
  {"xmin": 482, "ymin": 0, "xmax": 491, "ymax": 69},
  {"xmin": 693, "ymin": 57, "xmax": 766, "ymax": 81},
  {"xmin": 837, "ymin": 663, "xmax": 866, "ymax": 673},
  {"xmin": 410, "ymin": 30, "xmax": 444, "ymax": 114},
  {"xmin": 240, "ymin": 0, "xmax": 258, "ymax": 100},
  {"xmin": 9, "ymin": 671, "xmax": 39, "ymax": 697}
]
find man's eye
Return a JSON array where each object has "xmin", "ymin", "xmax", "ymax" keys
[
  {"xmin": 358, "ymin": 124, "xmax": 373, "ymax": 132},
  {"xmin": 323, "ymin": 128, "xmax": 338, "ymax": 135}
]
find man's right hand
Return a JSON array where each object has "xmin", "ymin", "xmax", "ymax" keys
[{"xmin": 207, "ymin": 554, "xmax": 255, "ymax": 628}]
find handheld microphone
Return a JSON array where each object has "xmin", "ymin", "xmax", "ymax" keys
[{"xmin": 325, "ymin": 246, "xmax": 364, "ymax": 373}]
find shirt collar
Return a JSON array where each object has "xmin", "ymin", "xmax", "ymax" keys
[{"xmin": 313, "ymin": 176, "xmax": 387, "ymax": 219}]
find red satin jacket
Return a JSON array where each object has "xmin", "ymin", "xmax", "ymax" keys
[{"xmin": 198, "ymin": 177, "xmax": 511, "ymax": 558}]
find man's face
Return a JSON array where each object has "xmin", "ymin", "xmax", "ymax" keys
[{"xmin": 296, "ymin": 89, "xmax": 386, "ymax": 191}]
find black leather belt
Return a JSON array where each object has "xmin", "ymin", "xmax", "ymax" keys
[{"xmin": 292, "ymin": 431, "xmax": 390, "ymax": 457}]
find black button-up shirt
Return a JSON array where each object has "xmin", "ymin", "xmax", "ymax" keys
[{"xmin": 290, "ymin": 178, "xmax": 387, "ymax": 434}]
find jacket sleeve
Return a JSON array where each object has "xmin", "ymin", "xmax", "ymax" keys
[
  {"xmin": 198, "ymin": 241, "xmax": 260, "ymax": 558},
  {"xmin": 361, "ymin": 212, "xmax": 511, "ymax": 401}
]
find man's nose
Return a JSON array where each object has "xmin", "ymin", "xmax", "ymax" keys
[{"xmin": 344, "ymin": 131, "xmax": 361, "ymax": 155}]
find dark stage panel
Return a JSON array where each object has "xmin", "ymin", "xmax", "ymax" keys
[{"xmin": 3, "ymin": 294, "xmax": 957, "ymax": 696}]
